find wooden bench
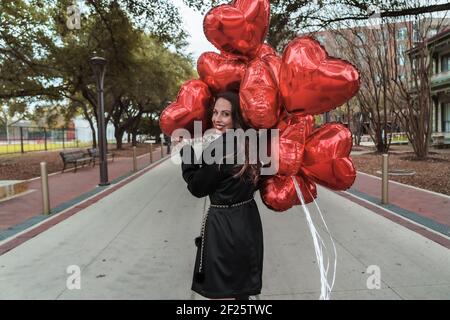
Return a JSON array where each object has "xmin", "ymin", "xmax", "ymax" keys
[
  {"xmin": 60, "ymin": 150, "xmax": 93, "ymax": 173},
  {"xmin": 87, "ymin": 148, "xmax": 115, "ymax": 166}
]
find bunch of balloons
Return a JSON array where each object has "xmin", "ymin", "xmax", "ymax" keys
[{"xmin": 159, "ymin": 0, "xmax": 360, "ymax": 212}]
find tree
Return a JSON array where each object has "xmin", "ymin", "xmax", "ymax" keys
[
  {"xmin": 0, "ymin": 0, "xmax": 194, "ymax": 148},
  {"xmin": 101, "ymin": 32, "xmax": 194, "ymax": 149},
  {"xmin": 387, "ymin": 16, "xmax": 449, "ymax": 159},
  {"xmin": 330, "ymin": 26, "xmax": 397, "ymax": 153},
  {"xmin": 322, "ymin": 6, "xmax": 448, "ymax": 156}
]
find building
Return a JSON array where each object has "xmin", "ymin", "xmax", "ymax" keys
[{"xmin": 428, "ymin": 29, "xmax": 450, "ymax": 139}]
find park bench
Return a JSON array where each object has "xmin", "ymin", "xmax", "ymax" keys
[
  {"xmin": 87, "ymin": 147, "xmax": 115, "ymax": 166},
  {"xmin": 59, "ymin": 150, "xmax": 93, "ymax": 173}
]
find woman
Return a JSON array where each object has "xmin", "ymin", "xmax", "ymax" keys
[{"xmin": 179, "ymin": 91, "xmax": 264, "ymax": 300}]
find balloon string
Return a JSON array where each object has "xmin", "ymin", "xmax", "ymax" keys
[
  {"xmin": 291, "ymin": 176, "xmax": 337, "ymax": 300},
  {"xmin": 309, "ymin": 186, "xmax": 338, "ymax": 294}
]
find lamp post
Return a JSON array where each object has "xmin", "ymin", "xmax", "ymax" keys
[{"xmin": 89, "ymin": 56, "xmax": 109, "ymax": 186}]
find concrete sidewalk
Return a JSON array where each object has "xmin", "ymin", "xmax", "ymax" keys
[{"xmin": 0, "ymin": 156, "xmax": 449, "ymax": 299}]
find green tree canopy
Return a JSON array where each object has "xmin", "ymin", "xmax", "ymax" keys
[{"xmin": 0, "ymin": 0, "xmax": 195, "ymax": 147}]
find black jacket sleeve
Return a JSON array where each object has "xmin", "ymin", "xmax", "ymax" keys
[
  {"xmin": 256, "ymin": 174, "xmax": 269, "ymax": 191},
  {"xmin": 180, "ymin": 144, "xmax": 222, "ymax": 198}
]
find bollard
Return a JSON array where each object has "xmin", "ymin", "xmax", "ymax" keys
[
  {"xmin": 133, "ymin": 146, "xmax": 137, "ymax": 172},
  {"xmin": 44, "ymin": 128, "xmax": 48, "ymax": 151},
  {"xmin": 40, "ymin": 162, "xmax": 50, "ymax": 215},
  {"xmin": 160, "ymin": 141, "xmax": 164, "ymax": 158},
  {"xmin": 381, "ymin": 153, "xmax": 389, "ymax": 204},
  {"xmin": 149, "ymin": 143, "xmax": 153, "ymax": 163},
  {"xmin": 20, "ymin": 127, "xmax": 24, "ymax": 154}
]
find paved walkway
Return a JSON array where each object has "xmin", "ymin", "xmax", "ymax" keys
[
  {"xmin": 0, "ymin": 146, "xmax": 168, "ymax": 236},
  {"xmin": 1, "ymin": 145, "xmax": 449, "ymax": 248},
  {"xmin": 347, "ymin": 172, "xmax": 449, "ymax": 238},
  {"xmin": 0, "ymin": 155, "xmax": 449, "ymax": 299}
]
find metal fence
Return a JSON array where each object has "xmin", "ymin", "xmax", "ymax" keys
[{"xmin": 0, "ymin": 125, "xmax": 93, "ymax": 155}]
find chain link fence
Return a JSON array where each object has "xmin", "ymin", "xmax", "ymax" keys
[{"xmin": 0, "ymin": 125, "xmax": 96, "ymax": 155}]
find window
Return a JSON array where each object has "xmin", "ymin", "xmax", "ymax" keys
[
  {"xmin": 432, "ymin": 100, "xmax": 437, "ymax": 132},
  {"xmin": 412, "ymin": 29, "xmax": 420, "ymax": 42},
  {"xmin": 443, "ymin": 103, "xmax": 450, "ymax": 133},
  {"xmin": 441, "ymin": 54, "xmax": 450, "ymax": 73},
  {"xmin": 397, "ymin": 44, "xmax": 406, "ymax": 66},
  {"xmin": 397, "ymin": 27, "xmax": 407, "ymax": 41}
]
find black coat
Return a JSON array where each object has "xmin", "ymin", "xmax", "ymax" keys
[{"xmin": 180, "ymin": 132, "xmax": 264, "ymax": 299}]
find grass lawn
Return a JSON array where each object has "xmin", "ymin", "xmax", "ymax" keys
[{"xmin": 0, "ymin": 141, "xmax": 95, "ymax": 154}]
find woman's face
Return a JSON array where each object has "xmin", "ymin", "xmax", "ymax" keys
[{"xmin": 212, "ymin": 98, "xmax": 234, "ymax": 134}]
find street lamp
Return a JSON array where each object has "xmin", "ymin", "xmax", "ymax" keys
[{"xmin": 89, "ymin": 56, "xmax": 109, "ymax": 186}]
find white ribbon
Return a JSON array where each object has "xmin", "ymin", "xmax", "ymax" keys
[{"xmin": 291, "ymin": 176, "xmax": 337, "ymax": 300}]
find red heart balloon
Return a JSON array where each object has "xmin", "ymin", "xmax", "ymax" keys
[
  {"xmin": 262, "ymin": 54, "xmax": 281, "ymax": 86},
  {"xmin": 260, "ymin": 174, "xmax": 317, "ymax": 212},
  {"xmin": 256, "ymin": 43, "xmax": 277, "ymax": 58},
  {"xmin": 275, "ymin": 114, "xmax": 314, "ymax": 176},
  {"xmin": 159, "ymin": 80, "xmax": 212, "ymax": 136},
  {"xmin": 197, "ymin": 52, "xmax": 246, "ymax": 93},
  {"xmin": 280, "ymin": 36, "xmax": 360, "ymax": 115},
  {"xmin": 203, "ymin": 0, "xmax": 270, "ymax": 58},
  {"xmin": 256, "ymin": 43, "xmax": 281, "ymax": 85},
  {"xmin": 219, "ymin": 50, "xmax": 249, "ymax": 63},
  {"xmin": 240, "ymin": 58, "xmax": 281, "ymax": 129},
  {"xmin": 282, "ymin": 113, "xmax": 315, "ymax": 138},
  {"xmin": 300, "ymin": 123, "xmax": 356, "ymax": 190}
]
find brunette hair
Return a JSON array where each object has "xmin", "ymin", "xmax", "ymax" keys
[{"xmin": 212, "ymin": 91, "xmax": 261, "ymax": 187}]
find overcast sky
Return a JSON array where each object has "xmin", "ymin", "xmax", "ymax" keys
[{"xmin": 171, "ymin": 0, "xmax": 218, "ymax": 63}]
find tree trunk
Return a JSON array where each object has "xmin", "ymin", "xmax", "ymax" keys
[
  {"xmin": 91, "ymin": 127, "xmax": 97, "ymax": 148},
  {"xmin": 375, "ymin": 138, "xmax": 386, "ymax": 153},
  {"xmin": 115, "ymin": 128, "xmax": 125, "ymax": 150},
  {"xmin": 353, "ymin": 113, "xmax": 362, "ymax": 146}
]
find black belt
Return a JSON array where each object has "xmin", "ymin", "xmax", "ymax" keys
[{"xmin": 209, "ymin": 198, "xmax": 254, "ymax": 208}]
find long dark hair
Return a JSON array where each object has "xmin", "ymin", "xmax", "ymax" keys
[{"xmin": 211, "ymin": 91, "xmax": 261, "ymax": 187}]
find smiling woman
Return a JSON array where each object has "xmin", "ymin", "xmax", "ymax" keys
[{"xmin": 179, "ymin": 91, "xmax": 264, "ymax": 300}]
